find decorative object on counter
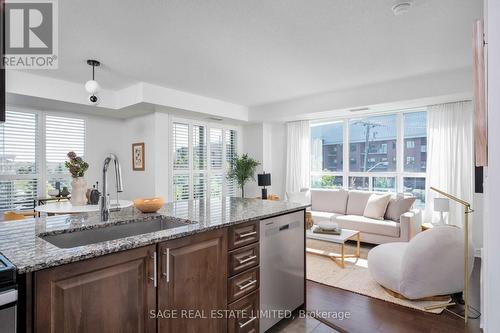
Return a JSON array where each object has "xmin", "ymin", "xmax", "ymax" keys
[
  {"xmin": 132, "ymin": 142, "xmax": 145, "ymax": 171},
  {"xmin": 85, "ymin": 59, "xmax": 101, "ymax": 105},
  {"xmin": 60, "ymin": 186, "xmax": 70, "ymax": 198},
  {"xmin": 256, "ymin": 194, "xmax": 280, "ymax": 201},
  {"xmin": 65, "ymin": 151, "xmax": 89, "ymax": 206},
  {"xmin": 133, "ymin": 197, "xmax": 164, "ymax": 213},
  {"xmin": 86, "ymin": 182, "xmax": 101, "ymax": 205},
  {"xmin": 227, "ymin": 153, "xmax": 260, "ymax": 198},
  {"xmin": 48, "ymin": 189, "xmax": 60, "ymax": 197},
  {"xmin": 257, "ymin": 172, "xmax": 271, "ymax": 199}
]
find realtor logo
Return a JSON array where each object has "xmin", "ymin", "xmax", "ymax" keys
[{"xmin": 3, "ymin": 0, "xmax": 58, "ymax": 69}]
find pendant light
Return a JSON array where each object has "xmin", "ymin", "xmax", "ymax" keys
[{"xmin": 85, "ymin": 59, "xmax": 101, "ymax": 105}]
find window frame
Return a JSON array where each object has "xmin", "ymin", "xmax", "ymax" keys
[
  {"xmin": 310, "ymin": 109, "xmax": 427, "ymax": 206},
  {"xmin": 169, "ymin": 117, "xmax": 241, "ymax": 201}
]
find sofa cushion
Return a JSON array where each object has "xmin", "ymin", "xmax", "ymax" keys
[
  {"xmin": 336, "ymin": 215, "xmax": 400, "ymax": 237},
  {"xmin": 286, "ymin": 190, "xmax": 310, "ymax": 205},
  {"xmin": 311, "ymin": 189, "xmax": 348, "ymax": 214},
  {"xmin": 363, "ymin": 194, "xmax": 392, "ymax": 220},
  {"xmin": 385, "ymin": 196, "xmax": 416, "ymax": 222},
  {"xmin": 346, "ymin": 191, "xmax": 373, "ymax": 215},
  {"xmin": 310, "ymin": 211, "xmax": 343, "ymax": 224}
]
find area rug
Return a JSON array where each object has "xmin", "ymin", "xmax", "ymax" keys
[{"xmin": 306, "ymin": 239, "xmax": 452, "ymax": 314}]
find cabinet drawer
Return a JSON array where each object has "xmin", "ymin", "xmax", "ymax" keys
[
  {"xmin": 228, "ymin": 291, "xmax": 259, "ymax": 333},
  {"xmin": 228, "ymin": 266, "xmax": 259, "ymax": 303},
  {"xmin": 228, "ymin": 243, "xmax": 259, "ymax": 276},
  {"xmin": 229, "ymin": 220, "xmax": 260, "ymax": 250}
]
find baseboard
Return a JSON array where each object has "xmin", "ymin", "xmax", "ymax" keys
[{"xmin": 475, "ymin": 248, "xmax": 482, "ymax": 258}]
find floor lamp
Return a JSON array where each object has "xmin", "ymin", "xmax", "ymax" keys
[{"xmin": 430, "ymin": 187, "xmax": 474, "ymax": 324}]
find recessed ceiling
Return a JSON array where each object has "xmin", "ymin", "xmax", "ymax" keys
[{"xmin": 21, "ymin": 0, "xmax": 482, "ymax": 106}]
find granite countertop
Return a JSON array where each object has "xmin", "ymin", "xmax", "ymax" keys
[{"xmin": 0, "ymin": 197, "xmax": 309, "ymax": 274}]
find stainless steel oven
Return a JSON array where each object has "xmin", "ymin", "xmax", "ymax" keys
[{"xmin": 0, "ymin": 254, "xmax": 16, "ymax": 333}]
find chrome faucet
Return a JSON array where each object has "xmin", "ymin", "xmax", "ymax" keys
[{"xmin": 101, "ymin": 153, "xmax": 123, "ymax": 221}]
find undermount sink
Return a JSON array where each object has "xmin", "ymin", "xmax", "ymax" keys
[{"xmin": 40, "ymin": 217, "xmax": 191, "ymax": 249}]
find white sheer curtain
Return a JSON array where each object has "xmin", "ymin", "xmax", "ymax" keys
[
  {"xmin": 285, "ymin": 120, "xmax": 310, "ymax": 194},
  {"xmin": 424, "ymin": 101, "xmax": 474, "ymax": 227}
]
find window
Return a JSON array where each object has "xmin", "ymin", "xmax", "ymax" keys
[
  {"xmin": 0, "ymin": 110, "xmax": 86, "ymax": 214},
  {"xmin": 172, "ymin": 120, "xmax": 239, "ymax": 201},
  {"xmin": 0, "ymin": 111, "xmax": 38, "ymax": 212},
  {"xmin": 310, "ymin": 109, "xmax": 428, "ymax": 207},
  {"xmin": 310, "ymin": 121, "xmax": 343, "ymax": 189},
  {"xmin": 311, "ymin": 175, "xmax": 343, "ymax": 189},
  {"xmin": 403, "ymin": 177, "xmax": 426, "ymax": 208},
  {"xmin": 225, "ymin": 129, "xmax": 238, "ymax": 196},
  {"xmin": 404, "ymin": 112, "xmax": 427, "ymax": 172},
  {"xmin": 349, "ymin": 114, "xmax": 397, "ymax": 172},
  {"xmin": 373, "ymin": 177, "xmax": 396, "ymax": 192},
  {"xmin": 45, "ymin": 115, "xmax": 85, "ymax": 194},
  {"xmin": 349, "ymin": 176, "xmax": 369, "ymax": 191}
]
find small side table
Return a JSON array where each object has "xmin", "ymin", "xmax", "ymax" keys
[
  {"xmin": 421, "ymin": 222, "xmax": 434, "ymax": 232},
  {"xmin": 305, "ymin": 211, "xmax": 313, "ymax": 229}
]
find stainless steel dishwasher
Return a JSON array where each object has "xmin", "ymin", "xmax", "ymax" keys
[{"xmin": 260, "ymin": 210, "xmax": 305, "ymax": 332}]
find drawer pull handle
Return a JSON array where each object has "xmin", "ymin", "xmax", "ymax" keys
[
  {"xmin": 238, "ymin": 231, "xmax": 257, "ymax": 238},
  {"xmin": 237, "ymin": 279, "xmax": 257, "ymax": 290},
  {"xmin": 237, "ymin": 255, "xmax": 257, "ymax": 264},
  {"xmin": 239, "ymin": 316, "xmax": 257, "ymax": 328}
]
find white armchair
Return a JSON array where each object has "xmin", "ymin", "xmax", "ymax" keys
[{"xmin": 368, "ymin": 225, "xmax": 474, "ymax": 300}]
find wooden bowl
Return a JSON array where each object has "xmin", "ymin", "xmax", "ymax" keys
[{"xmin": 133, "ymin": 197, "xmax": 164, "ymax": 213}]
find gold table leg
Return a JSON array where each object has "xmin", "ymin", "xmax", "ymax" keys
[
  {"xmin": 340, "ymin": 243, "xmax": 345, "ymax": 268},
  {"xmin": 356, "ymin": 232, "xmax": 360, "ymax": 257}
]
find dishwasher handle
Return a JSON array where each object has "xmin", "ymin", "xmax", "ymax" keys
[{"xmin": 0, "ymin": 289, "xmax": 17, "ymax": 306}]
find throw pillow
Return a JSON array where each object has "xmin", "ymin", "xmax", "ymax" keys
[
  {"xmin": 385, "ymin": 196, "xmax": 416, "ymax": 222},
  {"xmin": 363, "ymin": 194, "xmax": 392, "ymax": 220},
  {"xmin": 286, "ymin": 191, "xmax": 310, "ymax": 205}
]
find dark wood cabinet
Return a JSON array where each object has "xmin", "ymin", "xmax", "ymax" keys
[
  {"xmin": 157, "ymin": 228, "xmax": 227, "ymax": 333},
  {"xmin": 228, "ymin": 291, "xmax": 259, "ymax": 333},
  {"xmin": 34, "ymin": 245, "xmax": 157, "ymax": 333},
  {"xmin": 228, "ymin": 220, "xmax": 259, "ymax": 250}
]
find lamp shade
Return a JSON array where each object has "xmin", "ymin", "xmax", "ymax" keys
[
  {"xmin": 434, "ymin": 198, "xmax": 450, "ymax": 212},
  {"xmin": 258, "ymin": 172, "xmax": 271, "ymax": 186},
  {"xmin": 85, "ymin": 80, "xmax": 100, "ymax": 94}
]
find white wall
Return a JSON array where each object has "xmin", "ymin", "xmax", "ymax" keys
[
  {"xmin": 119, "ymin": 113, "xmax": 158, "ymax": 200},
  {"xmin": 484, "ymin": 1, "xmax": 500, "ymax": 332},
  {"xmin": 242, "ymin": 123, "xmax": 264, "ymax": 198},
  {"xmin": 269, "ymin": 123, "xmax": 286, "ymax": 199},
  {"xmin": 241, "ymin": 122, "xmax": 286, "ymax": 199},
  {"xmin": 85, "ymin": 115, "xmax": 124, "ymax": 190}
]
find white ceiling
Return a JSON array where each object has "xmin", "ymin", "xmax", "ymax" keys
[{"xmin": 26, "ymin": 0, "xmax": 482, "ymax": 107}]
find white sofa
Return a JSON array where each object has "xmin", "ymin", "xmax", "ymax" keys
[
  {"xmin": 368, "ymin": 225, "xmax": 474, "ymax": 299},
  {"xmin": 310, "ymin": 189, "xmax": 421, "ymax": 244}
]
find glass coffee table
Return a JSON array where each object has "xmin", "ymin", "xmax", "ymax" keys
[{"xmin": 306, "ymin": 228, "xmax": 360, "ymax": 268}]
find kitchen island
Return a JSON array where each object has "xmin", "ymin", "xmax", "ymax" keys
[{"xmin": 0, "ymin": 197, "xmax": 308, "ymax": 333}]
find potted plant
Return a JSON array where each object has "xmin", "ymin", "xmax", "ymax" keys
[
  {"xmin": 65, "ymin": 151, "xmax": 89, "ymax": 206},
  {"xmin": 227, "ymin": 154, "xmax": 260, "ymax": 198}
]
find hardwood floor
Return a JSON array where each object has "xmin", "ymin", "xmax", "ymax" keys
[{"xmin": 306, "ymin": 259, "xmax": 482, "ymax": 333}]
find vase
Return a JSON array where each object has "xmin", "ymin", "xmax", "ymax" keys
[{"xmin": 70, "ymin": 177, "xmax": 88, "ymax": 206}]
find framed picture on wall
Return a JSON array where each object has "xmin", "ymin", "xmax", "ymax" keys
[{"xmin": 132, "ymin": 142, "xmax": 145, "ymax": 171}]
